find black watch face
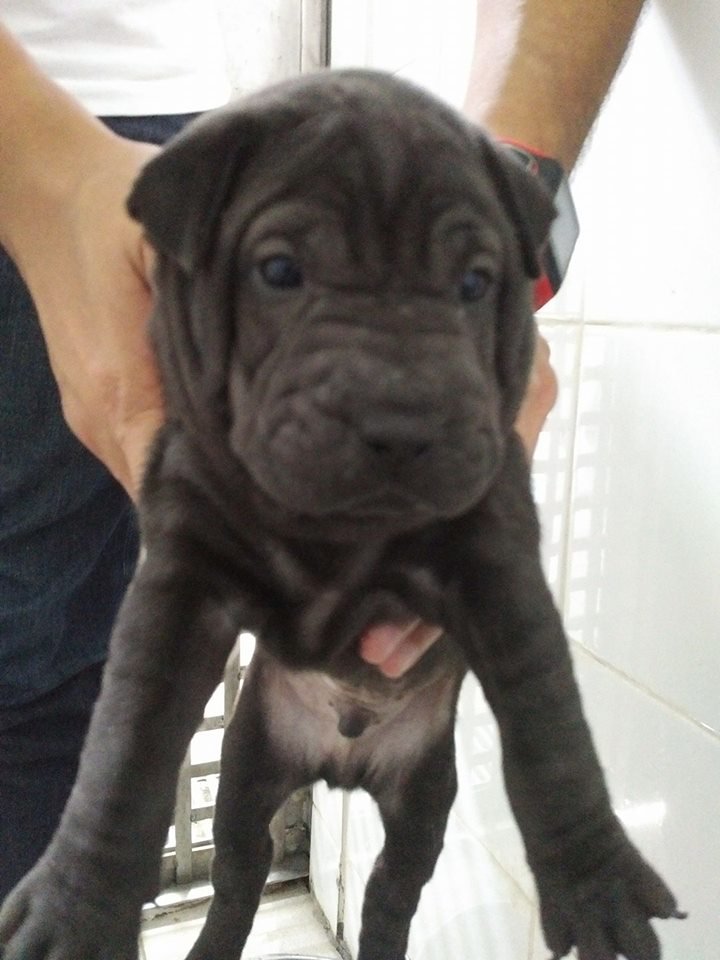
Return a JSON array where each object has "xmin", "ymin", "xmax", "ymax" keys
[
  {"xmin": 501, "ymin": 143, "xmax": 579, "ymax": 292},
  {"xmin": 550, "ymin": 178, "xmax": 580, "ymax": 279}
]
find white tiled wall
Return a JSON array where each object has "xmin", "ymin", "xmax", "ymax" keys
[
  {"xmin": 329, "ymin": 0, "xmax": 478, "ymax": 108},
  {"xmin": 219, "ymin": 0, "xmax": 302, "ymax": 96},
  {"xmin": 310, "ymin": 0, "xmax": 720, "ymax": 957}
]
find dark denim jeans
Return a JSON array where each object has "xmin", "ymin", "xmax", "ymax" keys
[{"xmin": 0, "ymin": 113, "xmax": 197, "ymax": 898}]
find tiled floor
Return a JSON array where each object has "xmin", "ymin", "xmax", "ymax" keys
[{"xmin": 140, "ymin": 881, "xmax": 342, "ymax": 960}]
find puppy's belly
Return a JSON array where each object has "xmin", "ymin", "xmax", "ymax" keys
[{"xmin": 263, "ymin": 662, "xmax": 459, "ymax": 792}]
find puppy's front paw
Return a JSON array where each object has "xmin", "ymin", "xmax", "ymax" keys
[
  {"xmin": 0, "ymin": 859, "xmax": 139, "ymax": 960},
  {"xmin": 537, "ymin": 847, "xmax": 685, "ymax": 960}
]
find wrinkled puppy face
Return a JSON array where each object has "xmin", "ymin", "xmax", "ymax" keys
[{"xmin": 129, "ymin": 70, "xmax": 555, "ymax": 533}]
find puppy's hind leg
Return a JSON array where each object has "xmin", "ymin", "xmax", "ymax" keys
[
  {"xmin": 185, "ymin": 657, "xmax": 310, "ymax": 960},
  {"xmin": 357, "ymin": 728, "xmax": 458, "ymax": 960}
]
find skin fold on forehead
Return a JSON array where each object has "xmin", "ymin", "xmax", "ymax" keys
[{"xmin": 128, "ymin": 69, "xmax": 554, "ymax": 279}]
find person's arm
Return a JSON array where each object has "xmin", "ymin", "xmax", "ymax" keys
[
  {"xmin": 467, "ymin": 0, "xmax": 647, "ymax": 171},
  {"xmin": 0, "ymin": 24, "xmax": 162, "ymax": 499}
]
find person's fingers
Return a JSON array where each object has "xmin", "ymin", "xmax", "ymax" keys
[
  {"xmin": 359, "ymin": 620, "xmax": 444, "ymax": 679},
  {"xmin": 359, "ymin": 622, "xmax": 415, "ymax": 665},
  {"xmin": 514, "ymin": 331, "xmax": 558, "ymax": 457},
  {"xmin": 32, "ymin": 140, "xmax": 165, "ymax": 500},
  {"xmin": 118, "ymin": 407, "xmax": 166, "ymax": 502}
]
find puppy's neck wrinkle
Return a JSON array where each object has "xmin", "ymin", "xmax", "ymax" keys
[
  {"xmin": 151, "ymin": 426, "xmax": 454, "ymax": 672},
  {"xmin": 256, "ymin": 524, "xmax": 454, "ymax": 674},
  {"xmin": 265, "ymin": 536, "xmax": 384, "ymax": 606}
]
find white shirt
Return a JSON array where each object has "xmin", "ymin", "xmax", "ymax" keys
[{"xmin": 3, "ymin": 0, "xmax": 231, "ymax": 115}]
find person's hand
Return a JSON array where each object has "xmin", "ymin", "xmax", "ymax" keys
[
  {"xmin": 359, "ymin": 621, "xmax": 444, "ymax": 679},
  {"xmin": 514, "ymin": 331, "xmax": 558, "ymax": 456},
  {"xmin": 11, "ymin": 133, "xmax": 163, "ymax": 501},
  {"xmin": 0, "ymin": 30, "xmax": 166, "ymax": 499},
  {"xmin": 359, "ymin": 333, "xmax": 558, "ymax": 678}
]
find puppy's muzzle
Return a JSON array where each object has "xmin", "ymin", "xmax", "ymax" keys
[{"xmin": 236, "ymin": 307, "xmax": 504, "ymax": 524}]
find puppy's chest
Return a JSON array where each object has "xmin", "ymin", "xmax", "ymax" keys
[{"xmin": 259, "ymin": 535, "xmax": 449, "ymax": 660}]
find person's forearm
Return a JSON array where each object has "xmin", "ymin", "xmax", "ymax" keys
[
  {"xmin": 0, "ymin": 24, "xmax": 162, "ymax": 498},
  {"xmin": 466, "ymin": 0, "xmax": 647, "ymax": 170},
  {"xmin": 0, "ymin": 24, "xmax": 116, "ymax": 266}
]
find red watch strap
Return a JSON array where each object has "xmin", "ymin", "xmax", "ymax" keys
[{"xmin": 533, "ymin": 274, "xmax": 555, "ymax": 311}]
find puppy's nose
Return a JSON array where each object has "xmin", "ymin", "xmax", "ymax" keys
[
  {"xmin": 366, "ymin": 436, "xmax": 430, "ymax": 463},
  {"xmin": 358, "ymin": 413, "xmax": 436, "ymax": 463}
]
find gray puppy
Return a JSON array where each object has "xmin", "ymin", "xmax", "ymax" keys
[{"xmin": 0, "ymin": 71, "xmax": 683, "ymax": 960}]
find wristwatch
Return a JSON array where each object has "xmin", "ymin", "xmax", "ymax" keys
[{"xmin": 500, "ymin": 141, "xmax": 580, "ymax": 309}]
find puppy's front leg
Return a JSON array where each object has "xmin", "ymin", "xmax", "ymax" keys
[
  {"xmin": 0, "ymin": 550, "xmax": 243, "ymax": 960},
  {"xmin": 358, "ymin": 726, "xmax": 458, "ymax": 960},
  {"xmin": 186, "ymin": 651, "xmax": 313, "ymax": 960},
  {"xmin": 453, "ymin": 440, "xmax": 681, "ymax": 960}
]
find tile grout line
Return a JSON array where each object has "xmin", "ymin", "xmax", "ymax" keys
[
  {"xmin": 448, "ymin": 807, "xmax": 538, "ymax": 918},
  {"xmin": 570, "ymin": 639, "xmax": 720, "ymax": 742},
  {"xmin": 539, "ymin": 315, "xmax": 720, "ymax": 336}
]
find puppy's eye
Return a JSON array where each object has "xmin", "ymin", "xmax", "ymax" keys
[
  {"xmin": 459, "ymin": 268, "xmax": 491, "ymax": 303},
  {"xmin": 257, "ymin": 255, "xmax": 304, "ymax": 290}
]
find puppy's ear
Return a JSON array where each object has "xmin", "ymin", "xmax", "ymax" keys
[
  {"xmin": 478, "ymin": 136, "xmax": 557, "ymax": 278},
  {"xmin": 127, "ymin": 106, "xmax": 266, "ymax": 272}
]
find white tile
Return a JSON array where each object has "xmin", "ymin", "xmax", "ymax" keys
[
  {"xmin": 339, "ymin": 792, "xmax": 384, "ymax": 957},
  {"xmin": 330, "ymin": 0, "xmax": 477, "ymax": 107},
  {"xmin": 533, "ymin": 322, "xmax": 582, "ymax": 600},
  {"xmin": 566, "ymin": 326, "xmax": 720, "ymax": 734},
  {"xmin": 340, "ymin": 857, "xmax": 366, "ymax": 960},
  {"xmin": 408, "ymin": 817, "xmax": 534, "ymax": 960},
  {"xmin": 340, "ymin": 793, "xmax": 535, "ymax": 960},
  {"xmin": 536, "ymin": 236, "xmax": 585, "ymax": 324},
  {"xmin": 529, "ymin": 914, "xmax": 552, "ymax": 960},
  {"xmin": 142, "ymin": 912, "xmax": 206, "ymax": 960},
  {"xmin": 219, "ymin": 0, "xmax": 302, "ymax": 96},
  {"xmin": 343, "ymin": 790, "xmax": 385, "ymax": 874},
  {"xmin": 310, "ymin": 804, "xmax": 341, "ymax": 937},
  {"xmin": 141, "ymin": 886, "xmax": 341, "ymax": 960},
  {"xmin": 312, "ymin": 781, "xmax": 344, "ymax": 851},
  {"xmin": 243, "ymin": 887, "xmax": 341, "ymax": 958},
  {"xmin": 573, "ymin": 645, "xmax": 720, "ymax": 960},
  {"xmin": 568, "ymin": 5, "xmax": 720, "ymax": 327},
  {"xmin": 342, "ymin": 791, "xmax": 384, "ymax": 902},
  {"xmin": 528, "ymin": 934, "xmax": 547, "ymax": 959},
  {"xmin": 453, "ymin": 675, "xmax": 536, "ymax": 901}
]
